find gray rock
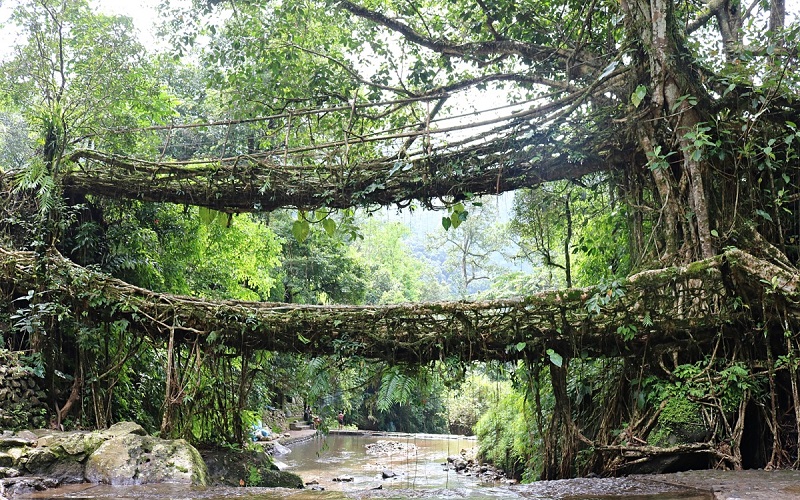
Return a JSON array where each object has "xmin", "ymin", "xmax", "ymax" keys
[
  {"xmin": 85, "ymin": 434, "xmax": 208, "ymax": 486},
  {"xmin": 14, "ymin": 431, "xmax": 37, "ymax": 443},
  {"xmin": 332, "ymin": 475, "xmax": 354, "ymax": 482},
  {"xmin": 0, "ymin": 467, "xmax": 21, "ymax": 479},
  {"xmin": 21, "ymin": 448, "xmax": 57, "ymax": 473},
  {"xmin": 260, "ymin": 470, "xmax": 304, "ymax": 488},
  {"xmin": 35, "ymin": 432, "xmax": 105, "ymax": 461},
  {"xmin": 271, "ymin": 442, "xmax": 291, "ymax": 456},
  {"xmin": 103, "ymin": 422, "xmax": 146, "ymax": 438},
  {"xmin": 381, "ymin": 469, "xmax": 397, "ymax": 479},
  {"xmin": 0, "ymin": 476, "xmax": 59, "ymax": 497},
  {"xmin": 0, "ymin": 435, "xmax": 35, "ymax": 450},
  {"xmin": 0, "ymin": 454, "xmax": 12, "ymax": 469}
]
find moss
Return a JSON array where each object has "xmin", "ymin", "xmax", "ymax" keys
[{"xmin": 648, "ymin": 397, "xmax": 706, "ymax": 447}]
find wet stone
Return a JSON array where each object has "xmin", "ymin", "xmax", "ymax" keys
[
  {"xmin": 0, "ymin": 466, "xmax": 21, "ymax": 478},
  {"xmin": 365, "ymin": 440, "xmax": 417, "ymax": 456},
  {"xmin": 0, "ymin": 435, "xmax": 35, "ymax": 450}
]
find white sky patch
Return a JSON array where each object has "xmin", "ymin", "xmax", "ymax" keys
[{"xmin": 90, "ymin": 0, "xmax": 171, "ymax": 51}]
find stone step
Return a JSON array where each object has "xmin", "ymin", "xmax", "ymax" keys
[{"xmin": 289, "ymin": 422, "xmax": 312, "ymax": 431}]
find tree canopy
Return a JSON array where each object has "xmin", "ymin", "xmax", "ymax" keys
[{"xmin": 49, "ymin": 0, "xmax": 798, "ymax": 268}]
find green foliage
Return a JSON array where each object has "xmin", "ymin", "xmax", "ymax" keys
[
  {"xmin": 99, "ymin": 202, "xmax": 281, "ymax": 301},
  {"xmin": 584, "ymin": 279, "xmax": 625, "ymax": 315},
  {"xmin": 272, "ymin": 210, "xmax": 366, "ymax": 304},
  {"xmin": 442, "ymin": 202, "xmax": 469, "ymax": 230},
  {"xmin": 444, "ymin": 371, "xmax": 501, "ymax": 435},
  {"xmin": 247, "ymin": 465, "xmax": 263, "ymax": 486},
  {"xmin": 429, "ymin": 201, "xmax": 508, "ymax": 297},
  {"xmin": 511, "ymin": 180, "xmax": 629, "ymax": 289},
  {"xmin": 1, "ymin": 0, "xmax": 174, "ymax": 153},
  {"xmin": 637, "ymin": 358, "xmax": 766, "ymax": 447},
  {"xmin": 376, "ymin": 368, "xmax": 416, "ymax": 411},
  {"xmin": 474, "ymin": 379, "xmax": 539, "ymax": 479},
  {"xmin": 0, "ymin": 112, "xmax": 32, "ymax": 172},
  {"xmin": 646, "ymin": 145, "xmax": 675, "ymax": 171},
  {"xmin": 353, "ymin": 218, "xmax": 446, "ymax": 304}
]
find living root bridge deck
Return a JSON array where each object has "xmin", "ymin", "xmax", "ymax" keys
[{"xmin": 1, "ymin": 246, "xmax": 797, "ymax": 363}]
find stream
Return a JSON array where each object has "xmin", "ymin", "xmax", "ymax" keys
[{"xmin": 21, "ymin": 432, "xmax": 718, "ymax": 500}]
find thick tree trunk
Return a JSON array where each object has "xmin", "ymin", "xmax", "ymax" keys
[{"xmin": 622, "ymin": 0, "xmax": 716, "ymax": 263}]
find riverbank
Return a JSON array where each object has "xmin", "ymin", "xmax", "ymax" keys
[
  {"xmin": 5, "ymin": 424, "xmax": 800, "ymax": 499},
  {"xmin": 15, "ymin": 469, "xmax": 800, "ymax": 499},
  {"xmin": 642, "ymin": 469, "xmax": 800, "ymax": 500}
]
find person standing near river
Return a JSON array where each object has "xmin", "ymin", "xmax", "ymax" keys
[{"xmin": 337, "ymin": 410, "xmax": 344, "ymax": 429}]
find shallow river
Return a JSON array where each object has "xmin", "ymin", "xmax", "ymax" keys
[{"xmin": 24, "ymin": 432, "xmax": 713, "ymax": 500}]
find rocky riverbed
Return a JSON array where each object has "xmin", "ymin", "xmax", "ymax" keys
[
  {"xmin": 0, "ymin": 422, "xmax": 302, "ymax": 499},
  {"xmin": 4, "ymin": 425, "xmax": 800, "ymax": 499}
]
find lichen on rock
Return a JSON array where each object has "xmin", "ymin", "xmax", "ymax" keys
[{"xmin": 84, "ymin": 434, "xmax": 208, "ymax": 486}]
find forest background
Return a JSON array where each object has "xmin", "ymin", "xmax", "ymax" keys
[{"xmin": 1, "ymin": 0, "xmax": 800, "ymax": 482}]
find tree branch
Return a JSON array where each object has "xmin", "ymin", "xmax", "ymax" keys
[{"xmin": 337, "ymin": 0, "xmax": 591, "ymax": 68}]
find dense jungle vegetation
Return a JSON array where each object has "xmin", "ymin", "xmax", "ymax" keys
[{"xmin": 1, "ymin": 0, "xmax": 800, "ymax": 482}]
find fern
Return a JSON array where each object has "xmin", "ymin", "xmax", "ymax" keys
[
  {"xmin": 13, "ymin": 159, "xmax": 57, "ymax": 216},
  {"xmin": 377, "ymin": 367, "xmax": 416, "ymax": 411}
]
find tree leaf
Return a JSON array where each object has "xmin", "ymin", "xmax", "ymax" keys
[
  {"xmin": 292, "ymin": 219, "xmax": 311, "ymax": 242},
  {"xmin": 755, "ymin": 209, "xmax": 773, "ymax": 222},
  {"xmin": 441, "ymin": 216, "xmax": 452, "ymax": 230},
  {"xmin": 515, "ymin": 341, "xmax": 527, "ymax": 352},
  {"xmin": 199, "ymin": 206, "xmax": 220, "ymax": 225},
  {"xmin": 322, "ymin": 218, "xmax": 336, "ymax": 236},
  {"xmin": 631, "ymin": 85, "xmax": 647, "ymax": 108},
  {"xmin": 547, "ymin": 348, "xmax": 563, "ymax": 368}
]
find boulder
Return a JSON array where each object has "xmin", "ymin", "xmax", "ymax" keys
[
  {"xmin": 103, "ymin": 422, "xmax": 146, "ymax": 438},
  {"xmin": 21, "ymin": 448, "xmax": 57, "ymax": 473},
  {"xmin": 0, "ymin": 466, "xmax": 21, "ymax": 479},
  {"xmin": 0, "ymin": 476, "xmax": 59, "ymax": 497},
  {"xmin": 200, "ymin": 446, "xmax": 302, "ymax": 488},
  {"xmin": 0, "ymin": 434, "xmax": 35, "ymax": 451},
  {"xmin": 85, "ymin": 434, "xmax": 208, "ymax": 486},
  {"xmin": 21, "ymin": 446, "xmax": 85, "ymax": 485},
  {"xmin": 271, "ymin": 442, "xmax": 291, "ymax": 456},
  {"xmin": 35, "ymin": 431, "xmax": 106, "ymax": 461},
  {"xmin": 259, "ymin": 470, "xmax": 304, "ymax": 488}
]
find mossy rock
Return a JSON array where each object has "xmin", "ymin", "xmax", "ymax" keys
[
  {"xmin": 258, "ymin": 470, "xmax": 304, "ymax": 488},
  {"xmin": 200, "ymin": 446, "xmax": 303, "ymax": 488},
  {"xmin": 36, "ymin": 431, "xmax": 107, "ymax": 461},
  {"xmin": 85, "ymin": 434, "xmax": 208, "ymax": 486},
  {"xmin": 648, "ymin": 397, "xmax": 707, "ymax": 447}
]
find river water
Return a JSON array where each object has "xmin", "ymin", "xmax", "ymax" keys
[{"xmin": 23, "ymin": 432, "xmax": 713, "ymax": 500}]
